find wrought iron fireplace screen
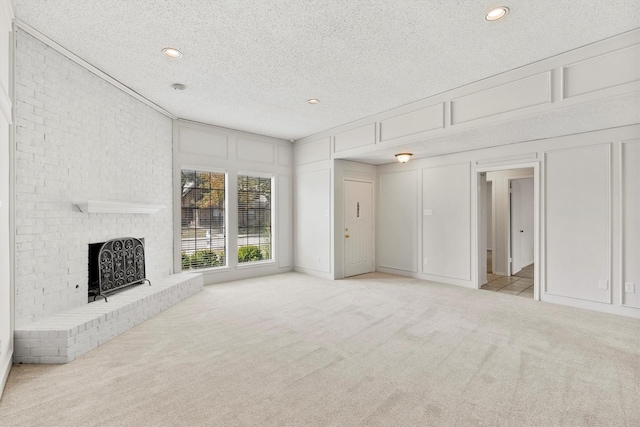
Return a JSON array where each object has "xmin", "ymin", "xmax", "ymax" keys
[{"xmin": 91, "ymin": 237, "xmax": 150, "ymax": 301}]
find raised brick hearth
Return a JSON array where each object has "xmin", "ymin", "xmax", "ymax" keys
[{"xmin": 14, "ymin": 273, "xmax": 202, "ymax": 364}]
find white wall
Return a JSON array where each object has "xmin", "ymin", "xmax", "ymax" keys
[
  {"xmin": 376, "ymin": 125, "xmax": 639, "ymax": 317},
  {"xmin": 13, "ymin": 30, "xmax": 174, "ymax": 327},
  {"xmin": 422, "ymin": 163, "xmax": 471, "ymax": 282},
  {"xmin": 545, "ymin": 145, "xmax": 610, "ymax": 303},
  {"xmin": 293, "ymin": 145, "xmax": 376, "ymax": 280},
  {"xmin": 293, "ymin": 137, "xmax": 333, "ymax": 279},
  {"xmin": 621, "ymin": 139, "xmax": 640, "ymax": 308},
  {"xmin": 378, "ymin": 169, "xmax": 418, "ymax": 274},
  {"xmin": 173, "ymin": 120, "xmax": 293, "ymax": 285},
  {"xmin": 292, "ymin": 27, "xmax": 638, "ymax": 317},
  {"xmin": 378, "ymin": 158, "xmax": 477, "ymax": 288},
  {"xmin": 0, "ymin": 0, "xmax": 14, "ymax": 398}
]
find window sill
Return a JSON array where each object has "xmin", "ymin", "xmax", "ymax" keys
[
  {"xmin": 181, "ymin": 260, "xmax": 277, "ymax": 274},
  {"xmin": 182, "ymin": 266, "xmax": 230, "ymax": 274},
  {"xmin": 236, "ymin": 260, "xmax": 276, "ymax": 270}
]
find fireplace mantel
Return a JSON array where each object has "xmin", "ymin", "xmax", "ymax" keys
[{"xmin": 74, "ymin": 200, "xmax": 166, "ymax": 214}]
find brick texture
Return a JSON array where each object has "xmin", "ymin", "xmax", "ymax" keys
[
  {"xmin": 14, "ymin": 273, "xmax": 203, "ymax": 364},
  {"xmin": 14, "ymin": 30, "xmax": 174, "ymax": 327}
]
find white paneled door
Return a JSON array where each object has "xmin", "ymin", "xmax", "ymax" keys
[
  {"xmin": 344, "ymin": 180, "xmax": 373, "ymax": 277},
  {"xmin": 510, "ymin": 177, "xmax": 534, "ymax": 274}
]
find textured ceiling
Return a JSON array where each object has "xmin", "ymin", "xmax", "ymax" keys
[{"xmin": 10, "ymin": 1, "xmax": 640, "ymax": 141}]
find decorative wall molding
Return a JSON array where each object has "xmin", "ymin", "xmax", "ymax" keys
[
  {"xmin": 562, "ymin": 44, "xmax": 640, "ymax": 99},
  {"xmin": 380, "ymin": 103, "xmax": 443, "ymax": 142},
  {"xmin": 620, "ymin": 139, "xmax": 640, "ymax": 308},
  {"xmin": 295, "ymin": 137, "xmax": 331, "ymax": 165},
  {"xmin": 178, "ymin": 126, "xmax": 229, "ymax": 158},
  {"xmin": 294, "ymin": 28, "xmax": 640, "ymax": 162},
  {"xmin": 450, "ymin": 72, "xmax": 551, "ymax": 125},
  {"xmin": 543, "ymin": 143, "xmax": 612, "ymax": 304},
  {"xmin": 335, "ymin": 123, "xmax": 376, "ymax": 152},
  {"xmin": 236, "ymin": 137, "xmax": 275, "ymax": 164},
  {"xmin": 476, "ymin": 152, "xmax": 538, "ymax": 166}
]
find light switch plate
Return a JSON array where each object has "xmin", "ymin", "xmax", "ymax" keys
[
  {"xmin": 598, "ymin": 279, "xmax": 608, "ymax": 290},
  {"xmin": 625, "ymin": 282, "xmax": 635, "ymax": 293}
]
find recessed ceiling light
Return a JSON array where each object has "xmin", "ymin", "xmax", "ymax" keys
[
  {"xmin": 162, "ymin": 47, "xmax": 183, "ymax": 58},
  {"xmin": 485, "ymin": 6, "xmax": 509, "ymax": 21},
  {"xmin": 171, "ymin": 83, "xmax": 187, "ymax": 91},
  {"xmin": 307, "ymin": 99, "xmax": 320, "ymax": 104}
]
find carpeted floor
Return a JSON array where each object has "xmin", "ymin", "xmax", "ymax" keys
[{"xmin": 1, "ymin": 272, "xmax": 638, "ymax": 426}]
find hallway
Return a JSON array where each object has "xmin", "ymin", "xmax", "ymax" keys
[{"xmin": 481, "ymin": 250, "xmax": 534, "ymax": 298}]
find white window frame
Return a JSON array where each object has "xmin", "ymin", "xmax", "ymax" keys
[
  {"xmin": 236, "ymin": 171, "xmax": 275, "ymax": 266},
  {"xmin": 179, "ymin": 166, "xmax": 229, "ymax": 272}
]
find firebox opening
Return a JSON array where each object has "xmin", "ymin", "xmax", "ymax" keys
[{"xmin": 88, "ymin": 237, "xmax": 149, "ymax": 303}]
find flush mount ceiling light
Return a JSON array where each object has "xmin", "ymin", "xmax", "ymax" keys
[
  {"xmin": 485, "ymin": 6, "xmax": 509, "ymax": 21},
  {"xmin": 171, "ymin": 83, "xmax": 187, "ymax": 91},
  {"xmin": 395, "ymin": 153, "xmax": 413, "ymax": 163},
  {"xmin": 162, "ymin": 47, "xmax": 183, "ymax": 58},
  {"xmin": 307, "ymin": 99, "xmax": 320, "ymax": 104}
]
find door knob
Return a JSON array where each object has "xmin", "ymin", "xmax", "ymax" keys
[{"xmin": 345, "ymin": 234, "xmax": 350, "ymax": 238}]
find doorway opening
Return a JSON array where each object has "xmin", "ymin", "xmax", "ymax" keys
[{"xmin": 476, "ymin": 166, "xmax": 538, "ymax": 299}]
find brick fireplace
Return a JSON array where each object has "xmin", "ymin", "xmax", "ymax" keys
[
  {"xmin": 13, "ymin": 30, "xmax": 175, "ymax": 328},
  {"xmin": 11, "ymin": 29, "xmax": 193, "ymax": 363}
]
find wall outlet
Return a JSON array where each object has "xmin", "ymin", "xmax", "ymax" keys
[
  {"xmin": 423, "ymin": 258, "xmax": 428, "ymax": 265},
  {"xmin": 625, "ymin": 282, "xmax": 635, "ymax": 293},
  {"xmin": 598, "ymin": 279, "xmax": 609, "ymax": 290}
]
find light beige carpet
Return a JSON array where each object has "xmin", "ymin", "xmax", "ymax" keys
[{"xmin": 1, "ymin": 272, "xmax": 638, "ymax": 426}]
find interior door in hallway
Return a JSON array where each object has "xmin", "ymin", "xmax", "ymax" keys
[
  {"xmin": 344, "ymin": 180, "xmax": 373, "ymax": 277},
  {"xmin": 510, "ymin": 177, "xmax": 534, "ymax": 274}
]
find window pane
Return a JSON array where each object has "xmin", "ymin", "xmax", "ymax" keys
[
  {"xmin": 181, "ymin": 170, "xmax": 226, "ymax": 270},
  {"xmin": 237, "ymin": 175, "xmax": 272, "ymax": 263}
]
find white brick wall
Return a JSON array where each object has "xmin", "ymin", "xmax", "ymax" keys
[{"xmin": 14, "ymin": 30, "xmax": 174, "ymax": 327}]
